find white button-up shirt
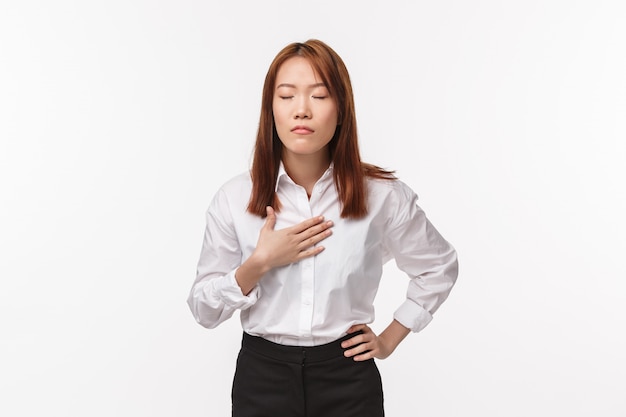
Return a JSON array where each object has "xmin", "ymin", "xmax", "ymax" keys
[{"xmin": 187, "ymin": 164, "xmax": 458, "ymax": 346}]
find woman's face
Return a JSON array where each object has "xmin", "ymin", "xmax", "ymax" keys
[{"xmin": 272, "ymin": 57, "xmax": 338, "ymax": 161}]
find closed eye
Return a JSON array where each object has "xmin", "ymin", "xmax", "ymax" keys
[
  {"xmin": 312, "ymin": 96, "xmax": 327, "ymax": 99},
  {"xmin": 279, "ymin": 96, "xmax": 294, "ymax": 100}
]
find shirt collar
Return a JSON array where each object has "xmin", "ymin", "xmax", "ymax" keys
[{"xmin": 275, "ymin": 161, "xmax": 334, "ymax": 192}]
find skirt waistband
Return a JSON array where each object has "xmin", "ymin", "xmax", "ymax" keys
[{"xmin": 241, "ymin": 331, "xmax": 362, "ymax": 364}]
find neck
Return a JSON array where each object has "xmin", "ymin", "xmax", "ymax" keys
[{"xmin": 282, "ymin": 151, "xmax": 330, "ymax": 196}]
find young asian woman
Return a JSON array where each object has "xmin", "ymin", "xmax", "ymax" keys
[{"xmin": 187, "ymin": 39, "xmax": 459, "ymax": 417}]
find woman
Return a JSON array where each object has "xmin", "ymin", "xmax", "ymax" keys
[{"xmin": 187, "ymin": 39, "xmax": 458, "ymax": 417}]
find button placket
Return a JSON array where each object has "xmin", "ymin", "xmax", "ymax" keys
[{"xmin": 297, "ymin": 186, "xmax": 315, "ymax": 337}]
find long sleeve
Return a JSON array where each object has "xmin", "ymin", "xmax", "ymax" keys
[
  {"xmin": 383, "ymin": 183, "xmax": 458, "ymax": 333},
  {"xmin": 187, "ymin": 188, "xmax": 260, "ymax": 329}
]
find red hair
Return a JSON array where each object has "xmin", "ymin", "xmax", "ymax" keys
[{"xmin": 248, "ymin": 39, "xmax": 395, "ymax": 219}]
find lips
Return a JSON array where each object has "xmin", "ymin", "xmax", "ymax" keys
[{"xmin": 291, "ymin": 125, "xmax": 314, "ymax": 134}]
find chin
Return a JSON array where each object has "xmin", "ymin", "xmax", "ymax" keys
[{"xmin": 283, "ymin": 142, "xmax": 321, "ymax": 155}]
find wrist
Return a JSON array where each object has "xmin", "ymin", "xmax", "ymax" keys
[
  {"xmin": 235, "ymin": 253, "xmax": 271, "ymax": 296},
  {"xmin": 379, "ymin": 320, "xmax": 410, "ymax": 356},
  {"xmin": 377, "ymin": 333, "xmax": 396, "ymax": 358},
  {"xmin": 248, "ymin": 251, "xmax": 272, "ymax": 275}
]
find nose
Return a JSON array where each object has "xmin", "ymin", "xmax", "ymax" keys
[{"xmin": 294, "ymin": 96, "xmax": 311, "ymax": 119}]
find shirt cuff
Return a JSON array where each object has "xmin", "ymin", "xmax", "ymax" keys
[
  {"xmin": 210, "ymin": 270, "xmax": 260, "ymax": 309},
  {"xmin": 393, "ymin": 300, "xmax": 433, "ymax": 333}
]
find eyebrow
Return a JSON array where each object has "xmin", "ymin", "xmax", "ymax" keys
[{"xmin": 275, "ymin": 82, "xmax": 327, "ymax": 90}]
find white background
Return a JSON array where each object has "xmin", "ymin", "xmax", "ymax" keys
[{"xmin": 1, "ymin": 1, "xmax": 625, "ymax": 416}]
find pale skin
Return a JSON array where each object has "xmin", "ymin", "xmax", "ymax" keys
[{"xmin": 235, "ymin": 56, "xmax": 410, "ymax": 361}]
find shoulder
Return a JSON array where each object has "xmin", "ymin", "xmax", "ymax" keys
[
  {"xmin": 366, "ymin": 177, "xmax": 421, "ymax": 228},
  {"xmin": 366, "ymin": 177, "xmax": 418, "ymax": 203},
  {"xmin": 219, "ymin": 171, "xmax": 252, "ymax": 192},
  {"xmin": 208, "ymin": 171, "xmax": 252, "ymax": 211}
]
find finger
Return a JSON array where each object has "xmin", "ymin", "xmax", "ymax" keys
[
  {"xmin": 341, "ymin": 329, "xmax": 372, "ymax": 349},
  {"xmin": 352, "ymin": 350, "xmax": 375, "ymax": 362},
  {"xmin": 295, "ymin": 246, "xmax": 325, "ymax": 261},
  {"xmin": 290, "ymin": 215, "xmax": 325, "ymax": 234},
  {"xmin": 343, "ymin": 341, "xmax": 374, "ymax": 359},
  {"xmin": 346, "ymin": 325, "xmax": 376, "ymax": 361},
  {"xmin": 346, "ymin": 324, "xmax": 365, "ymax": 334},
  {"xmin": 298, "ymin": 220, "xmax": 334, "ymax": 241},
  {"xmin": 264, "ymin": 206, "xmax": 276, "ymax": 230},
  {"xmin": 346, "ymin": 324, "xmax": 369, "ymax": 335},
  {"xmin": 296, "ymin": 228, "xmax": 333, "ymax": 250}
]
